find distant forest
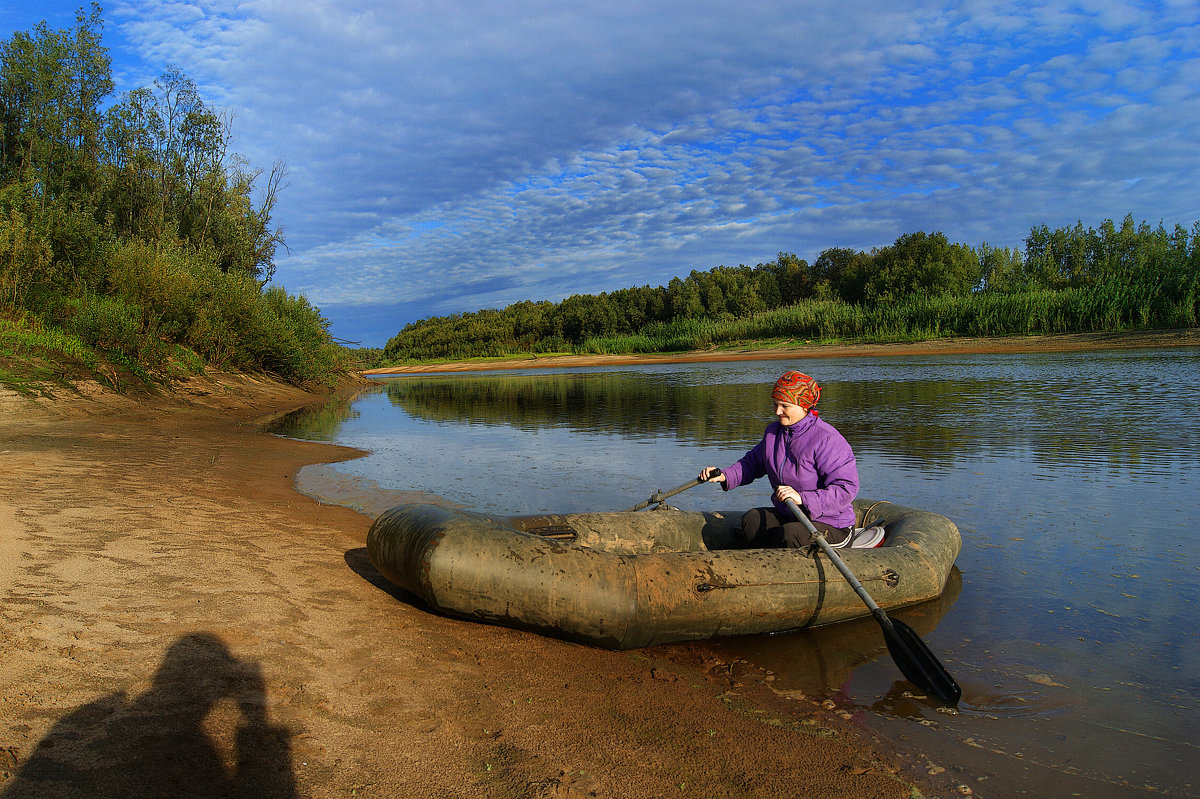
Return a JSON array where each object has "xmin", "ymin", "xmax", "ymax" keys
[{"xmin": 382, "ymin": 218, "xmax": 1200, "ymax": 363}]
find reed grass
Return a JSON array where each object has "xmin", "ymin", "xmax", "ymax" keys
[{"xmin": 579, "ymin": 282, "xmax": 1198, "ymax": 356}]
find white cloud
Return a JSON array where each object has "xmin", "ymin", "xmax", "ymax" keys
[{"xmin": 9, "ymin": 0, "xmax": 1200, "ymax": 343}]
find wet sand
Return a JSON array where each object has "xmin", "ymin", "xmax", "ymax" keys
[{"xmin": 1, "ymin": 371, "xmax": 937, "ymax": 798}]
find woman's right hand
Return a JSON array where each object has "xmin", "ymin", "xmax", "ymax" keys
[{"xmin": 699, "ymin": 466, "xmax": 726, "ymax": 483}]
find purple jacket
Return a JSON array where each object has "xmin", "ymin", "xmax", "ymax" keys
[{"xmin": 721, "ymin": 414, "xmax": 859, "ymax": 528}]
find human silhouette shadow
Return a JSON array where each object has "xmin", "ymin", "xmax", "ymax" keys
[{"xmin": 1, "ymin": 633, "xmax": 297, "ymax": 799}]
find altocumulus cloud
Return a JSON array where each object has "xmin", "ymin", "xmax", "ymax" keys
[{"xmin": 8, "ymin": 0, "xmax": 1200, "ymax": 345}]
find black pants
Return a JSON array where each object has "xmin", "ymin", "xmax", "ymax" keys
[{"xmin": 739, "ymin": 507, "xmax": 851, "ymax": 549}]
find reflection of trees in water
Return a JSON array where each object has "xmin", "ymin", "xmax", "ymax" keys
[
  {"xmin": 2, "ymin": 633, "xmax": 296, "ymax": 799},
  {"xmin": 825, "ymin": 381, "xmax": 974, "ymax": 469},
  {"xmin": 269, "ymin": 395, "xmax": 363, "ymax": 441},
  {"xmin": 837, "ymin": 375, "xmax": 1172, "ymax": 473},
  {"xmin": 381, "ymin": 374, "xmax": 982, "ymax": 465},
  {"xmin": 275, "ymin": 361, "xmax": 1189, "ymax": 476},
  {"xmin": 385, "ymin": 373, "xmax": 767, "ymax": 444}
]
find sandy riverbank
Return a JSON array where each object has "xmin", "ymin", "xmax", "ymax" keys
[
  {"xmin": 1, "ymin": 372, "xmax": 942, "ymax": 798},
  {"xmin": 364, "ymin": 328, "xmax": 1200, "ymax": 374}
]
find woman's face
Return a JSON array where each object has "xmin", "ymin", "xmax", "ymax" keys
[{"xmin": 774, "ymin": 402, "xmax": 807, "ymax": 426}]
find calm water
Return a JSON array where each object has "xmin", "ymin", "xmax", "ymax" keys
[{"xmin": 271, "ymin": 348, "xmax": 1200, "ymax": 798}]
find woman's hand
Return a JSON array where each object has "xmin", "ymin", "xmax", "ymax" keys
[
  {"xmin": 699, "ymin": 466, "xmax": 726, "ymax": 483},
  {"xmin": 774, "ymin": 484, "xmax": 801, "ymax": 505}
]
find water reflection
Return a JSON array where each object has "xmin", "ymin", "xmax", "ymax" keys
[
  {"xmin": 381, "ymin": 371, "xmax": 769, "ymax": 445},
  {"xmin": 270, "ymin": 394, "xmax": 362, "ymax": 442},
  {"xmin": 277, "ymin": 350, "xmax": 1200, "ymax": 483}
]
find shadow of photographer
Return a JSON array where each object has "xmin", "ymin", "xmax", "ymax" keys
[{"xmin": 2, "ymin": 632, "xmax": 297, "ymax": 799}]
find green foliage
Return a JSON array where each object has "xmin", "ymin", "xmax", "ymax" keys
[
  {"xmin": 0, "ymin": 184, "xmax": 54, "ymax": 309},
  {"xmin": 382, "ymin": 216, "xmax": 1200, "ymax": 365},
  {"xmin": 859, "ymin": 231, "xmax": 981, "ymax": 303},
  {"xmin": 340, "ymin": 346, "xmax": 385, "ymax": 370},
  {"xmin": 1, "ymin": 313, "xmax": 97, "ymax": 367},
  {"xmin": 0, "ymin": 5, "xmax": 113, "ymax": 199},
  {"xmin": 0, "ymin": 7, "xmax": 345, "ymax": 391},
  {"xmin": 254, "ymin": 286, "xmax": 342, "ymax": 384}
]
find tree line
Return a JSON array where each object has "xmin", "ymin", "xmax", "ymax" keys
[
  {"xmin": 381, "ymin": 219, "xmax": 1200, "ymax": 363},
  {"xmin": 0, "ymin": 4, "xmax": 343, "ymax": 392}
]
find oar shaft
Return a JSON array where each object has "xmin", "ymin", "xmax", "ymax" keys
[
  {"xmin": 622, "ymin": 477, "xmax": 703, "ymax": 512},
  {"xmin": 785, "ymin": 498, "xmax": 960, "ymax": 705}
]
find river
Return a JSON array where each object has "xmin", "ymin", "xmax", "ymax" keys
[{"xmin": 270, "ymin": 346, "xmax": 1200, "ymax": 798}]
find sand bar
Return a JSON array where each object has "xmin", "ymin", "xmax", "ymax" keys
[{"xmin": 365, "ymin": 328, "xmax": 1200, "ymax": 375}]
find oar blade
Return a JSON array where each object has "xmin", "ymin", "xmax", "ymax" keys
[{"xmin": 882, "ymin": 616, "xmax": 962, "ymax": 706}]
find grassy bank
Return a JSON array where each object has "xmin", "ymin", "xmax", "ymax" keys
[
  {"xmin": 365, "ymin": 329, "xmax": 1200, "ymax": 375},
  {"xmin": 0, "ymin": 283, "xmax": 352, "ymax": 398}
]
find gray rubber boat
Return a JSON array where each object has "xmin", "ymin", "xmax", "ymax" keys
[{"xmin": 367, "ymin": 498, "xmax": 961, "ymax": 649}]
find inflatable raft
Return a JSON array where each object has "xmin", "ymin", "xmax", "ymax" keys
[{"xmin": 366, "ymin": 498, "xmax": 960, "ymax": 649}]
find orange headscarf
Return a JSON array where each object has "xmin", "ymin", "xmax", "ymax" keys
[{"xmin": 771, "ymin": 370, "xmax": 820, "ymax": 414}]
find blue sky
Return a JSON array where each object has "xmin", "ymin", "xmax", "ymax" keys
[{"xmin": 4, "ymin": 1, "xmax": 1198, "ymax": 346}]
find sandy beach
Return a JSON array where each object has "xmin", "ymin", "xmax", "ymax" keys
[
  {"xmin": 1, "ymin": 371, "xmax": 941, "ymax": 799},
  {"xmin": 3, "ymin": 329, "xmax": 1195, "ymax": 798}
]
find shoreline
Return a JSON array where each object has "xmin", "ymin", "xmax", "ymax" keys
[
  {"xmin": 364, "ymin": 328, "xmax": 1200, "ymax": 374},
  {"xmin": 1, "ymin": 374, "xmax": 946, "ymax": 798}
]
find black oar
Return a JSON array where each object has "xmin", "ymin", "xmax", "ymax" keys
[
  {"xmin": 622, "ymin": 476, "xmax": 706, "ymax": 512},
  {"xmin": 785, "ymin": 498, "xmax": 962, "ymax": 705}
]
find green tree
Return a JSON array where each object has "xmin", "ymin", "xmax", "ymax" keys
[
  {"xmin": 1024, "ymin": 222, "xmax": 1093, "ymax": 289},
  {"xmin": 0, "ymin": 7, "xmax": 338, "ymax": 387},
  {"xmin": 812, "ymin": 246, "xmax": 871, "ymax": 304},
  {"xmin": 695, "ymin": 270, "xmax": 724, "ymax": 318},
  {"xmin": 0, "ymin": 4, "xmax": 112, "ymax": 200},
  {"xmin": 977, "ymin": 242, "xmax": 1023, "ymax": 293},
  {"xmin": 667, "ymin": 275, "xmax": 704, "ymax": 319},
  {"xmin": 859, "ymin": 231, "xmax": 980, "ymax": 304},
  {"xmin": 97, "ymin": 67, "xmax": 286, "ymax": 281}
]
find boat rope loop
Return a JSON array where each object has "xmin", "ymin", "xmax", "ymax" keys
[
  {"xmin": 697, "ymin": 568, "xmax": 899, "ymax": 593},
  {"xmin": 860, "ymin": 499, "xmax": 892, "ymax": 528}
]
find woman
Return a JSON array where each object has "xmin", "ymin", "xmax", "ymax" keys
[{"xmin": 699, "ymin": 370, "xmax": 859, "ymax": 548}]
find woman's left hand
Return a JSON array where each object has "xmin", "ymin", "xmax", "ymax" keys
[{"xmin": 774, "ymin": 485, "xmax": 801, "ymax": 505}]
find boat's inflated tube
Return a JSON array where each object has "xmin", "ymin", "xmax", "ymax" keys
[{"xmin": 367, "ymin": 499, "xmax": 960, "ymax": 649}]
